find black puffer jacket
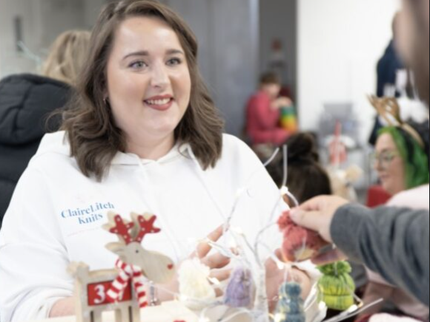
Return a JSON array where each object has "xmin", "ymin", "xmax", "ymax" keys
[{"xmin": 0, "ymin": 74, "xmax": 71, "ymax": 228}]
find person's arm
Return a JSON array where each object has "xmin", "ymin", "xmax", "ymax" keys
[
  {"xmin": 290, "ymin": 197, "xmax": 429, "ymax": 307},
  {"xmin": 331, "ymin": 204, "xmax": 429, "ymax": 306}
]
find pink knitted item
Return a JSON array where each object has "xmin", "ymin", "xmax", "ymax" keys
[{"xmin": 278, "ymin": 211, "xmax": 328, "ymax": 262}]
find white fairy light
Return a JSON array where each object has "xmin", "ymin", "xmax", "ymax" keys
[{"xmin": 207, "ymin": 277, "xmax": 220, "ymax": 285}]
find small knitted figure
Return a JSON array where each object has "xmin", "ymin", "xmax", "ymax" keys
[
  {"xmin": 317, "ymin": 261, "xmax": 356, "ymax": 311},
  {"xmin": 274, "ymin": 282, "xmax": 306, "ymax": 322},
  {"xmin": 278, "ymin": 211, "xmax": 327, "ymax": 262},
  {"xmin": 224, "ymin": 266, "xmax": 254, "ymax": 308}
]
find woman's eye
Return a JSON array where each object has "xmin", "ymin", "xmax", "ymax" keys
[
  {"xmin": 167, "ymin": 58, "xmax": 181, "ymax": 66},
  {"xmin": 130, "ymin": 61, "xmax": 147, "ymax": 69}
]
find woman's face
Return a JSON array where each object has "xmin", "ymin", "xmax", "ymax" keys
[
  {"xmin": 106, "ymin": 16, "xmax": 191, "ymax": 151},
  {"xmin": 374, "ymin": 133, "xmax": 406, "ymax": 196}
]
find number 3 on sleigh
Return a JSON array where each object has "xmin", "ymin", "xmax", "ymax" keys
[{"xmin": 68, "ymin": 212, "xmax": 176, "ymax": 322}]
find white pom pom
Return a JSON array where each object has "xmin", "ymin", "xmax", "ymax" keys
[{"xmin": 178, "ymin": 258, "xmax": 216, "ymax": 310}]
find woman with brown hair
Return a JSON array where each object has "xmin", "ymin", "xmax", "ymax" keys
[
  {"xmin": 0, "ymin": 30, "xmax": 90, "ymax": 229},
  {"xmin": 0, "ymin": 1, "xmax": 322, "ymax": 321}
]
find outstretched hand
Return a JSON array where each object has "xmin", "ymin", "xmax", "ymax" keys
[{"xmin": 290, "ymin": 195, "xmax": 349, "ymax": 264}]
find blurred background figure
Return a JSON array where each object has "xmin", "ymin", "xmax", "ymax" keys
[
  {"xmin": 0, "ymin": 30, "xmax": 90, "ymax": 228},
  {"xmin": 265, "ymin": 132, "xmax": 332, "ymax": 204},
  {"xmin": 357, "ymin": 120, "xmax": 429, "ymax": 321},
  {"xmin": 245, "ymin": 72, "xmax": 295, "ymax": 148},
  {"xmin": 369, "ymin": 12, "xmax": 429, "ymax": 148},
  {"xmin": 376, "ymin": 13, "xmax": 404, "ymax": 99}
]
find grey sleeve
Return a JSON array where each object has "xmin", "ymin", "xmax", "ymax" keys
[{"xmin": 331, "ymin": 204, "xmax": 429, "ymax": 306}]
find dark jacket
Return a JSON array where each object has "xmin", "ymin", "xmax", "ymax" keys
[
  {"xmin": 0, "ymin": 74, "xmax": 70, "ymax": 228},
  {"xmin": 376, "ymin": 40, "xmax": 404, "ymax": 98},
  {"xmin": 332, "ymin": 204, "xmax": 429, "ymax": 307}
]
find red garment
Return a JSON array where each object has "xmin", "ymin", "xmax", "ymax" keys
[
  {"xmin": 245, "ymin": 91, "xmax": 290, "ymax": 145},
  {"xmin": 366, "ymin": 185, "xmax": 392, "ymax": 208}
]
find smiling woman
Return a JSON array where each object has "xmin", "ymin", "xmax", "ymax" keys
[
  {"xmin": 61, "ymin": 0, "xmax": 223, "ymax": 180},
  {"xmin": 0, "ymin": 1, "xmax": 325, "ymax": 322},
  {"xmin": 106, "ymin": 16, "xmax": 192, "ymax": 161}
]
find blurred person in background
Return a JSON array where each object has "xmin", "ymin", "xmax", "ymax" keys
[
  {"xmin": 245, "ymin": 72, "xmax": 293, "ymax": 147},
  {"xmin": 291, "ymin": 0, "xmax": 430, "ymax": 315},
  {"xmin": 357, "ymin": 122, "xmax": 429, "ymax": 321},
  {"xmin": 0, "ymin": 30, "xmax": 91, "ymax": 228},
  {"xmin": 369, "ymin": 13, "xmax": 405, "ymax": 146},
  {"xmin": 266, "ymin": 132, "xmax": 332, "ymax": 204}
]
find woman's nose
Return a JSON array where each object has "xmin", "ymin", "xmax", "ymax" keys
[{"xmin": 150, "ymin": 63, "xmax": 169, "ymax": 89}]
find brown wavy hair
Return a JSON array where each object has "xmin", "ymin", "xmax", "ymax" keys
[{"xmin": 61, "ymin": 0, "xmax": 224, "ymax": 181}]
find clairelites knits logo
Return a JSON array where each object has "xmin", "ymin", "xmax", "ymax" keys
[{"xmin": 61, "ymin": 202, "xmax": 115, "ymax": 225}]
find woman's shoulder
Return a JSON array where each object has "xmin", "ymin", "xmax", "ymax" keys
[
  {"xmin": 221, "ymin": 134, "xmax": 259, "ymax": 161},
  {"xmin": 28, "ymin": 131, "xmax": 75, "ymax": 171},
  {"xmin": 387, "ymin": 185, "xmax": 429, "ymax": 210}
]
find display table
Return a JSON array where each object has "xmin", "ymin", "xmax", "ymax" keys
[
  {"xmin": 25, "ymin": 302, "xmax": 198, "ymax": 322},
  {"xmin": 22, "ymin": 302, "xmax": 252, "ymax": 322}
]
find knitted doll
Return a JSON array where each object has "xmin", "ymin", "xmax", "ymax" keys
[
  {"xmin": 274, "ymin": 282, "xmax": 306, "ymax": 322},
  {"xmin": 317, "ymin": 261, "xmax": 356, "ymax": 311},
  {"xmin": 224, "ymin": 266, "xmax": 254, "ymax": 308},
  {"xmin": 278, "ymin": 211, "xmax": 327, "ymax": 262}
]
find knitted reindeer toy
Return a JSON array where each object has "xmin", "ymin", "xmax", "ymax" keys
[
  {"xmin": 317, "ymin": 261, "xmax": 356, "ymax": 311},
  {"xmin": 278, "ymin": 211, "xmax": 327, "ymax": 262},
  {"xmin": 274, "ymin": 282, "xmax": 306, "ymax": 322}
]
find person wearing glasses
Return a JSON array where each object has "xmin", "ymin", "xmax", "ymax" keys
[{"xmin": 357, "ymin": 122, "xmax": 429, "ymax": 320}]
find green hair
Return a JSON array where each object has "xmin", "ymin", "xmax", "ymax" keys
[{"xmin": 379, "ymin": 126, "xmax": 429, "ymax": 189}]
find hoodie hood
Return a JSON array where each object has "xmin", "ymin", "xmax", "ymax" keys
[{"xmin": 0, "ymin": 74, "xmax": 70, "ymax": 145}]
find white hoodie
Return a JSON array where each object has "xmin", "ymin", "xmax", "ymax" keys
[{"xmin": 0, "ymin": 131, "xmax": 324, "ymax": 322}]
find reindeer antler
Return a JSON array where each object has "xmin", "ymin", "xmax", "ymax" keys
[
  {"xmin": 103, "ymin": 212, "xmax": 135, "ymax": 244},
  {"xmin": 368, "ymin": 95, "xmax": 425, "ymax": 148},
  {"xmin": 368, "ymin": 95, "xmax": 402, "ymax": 127},
  {"xmin": 131, "ymin": 213, "xmax": 161, "ymax": 243}
]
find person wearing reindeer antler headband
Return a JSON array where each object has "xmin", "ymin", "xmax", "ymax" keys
[
  {"xmin": 291, "ymin": 0, "xmax": 430, "ymax": 312},
  {"xmin": 356, "ymin": 99, "xmax": 429, "ymax": 321},
  {"xmin": 0, "ymin": 1, "xmax": 322, "ymax": 321}
]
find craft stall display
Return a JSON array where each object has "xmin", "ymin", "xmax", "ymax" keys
[{"xmin": 63, "ymin": 147, "xmax": 380, "ymax": 322}]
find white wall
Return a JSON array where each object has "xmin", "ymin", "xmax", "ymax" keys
[
  {"xmin": 0, "ymin": 0, "xmax": 40, "ymax": 76},
  {"xmin": 0, "ymin": 0, "xmax": 85, "ymax": 78},
  {"xmin": 297, "ymin": 0, "xmax": 401, "ymax": 144},
  {"xmin": 260, "ymin": 0, "xmax": 297, "ymax": 99}
]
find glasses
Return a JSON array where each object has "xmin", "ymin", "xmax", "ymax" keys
[{"xmin": 371, "ymin": 151, "xmax": 400, "ymax": 169}]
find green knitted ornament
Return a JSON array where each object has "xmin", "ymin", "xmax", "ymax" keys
[{"xmin": 317, "ymin": 261, "xmax": 356, "ymax": 311}]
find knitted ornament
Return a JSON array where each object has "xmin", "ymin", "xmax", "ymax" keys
[
  {"xmin": 278, "ymin": 211, "xmax": 327, "ymax": 262},
  {"xmin": 224, "ymin": 266, "xmax": 254, "ymax": 308},
  {"xmin": 274, "ymin": 282, "xmax": 305, "ymax": 322},
  {"xmin": 280, "ymin": 105, "xmax": 298, "ymax": 133},
  {"xmin": 178, "ymin": 258, "xmax": 216, "ymax": 310},
  {"xmin": 317, "ymin": 261, "xmax": 356, "ymax": 311}
]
